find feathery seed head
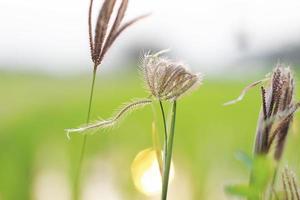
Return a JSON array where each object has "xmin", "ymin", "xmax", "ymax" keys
[
  {"xmin": 255, "ymin": 64, "xmax": 297, "ymax": 160},
  {"xmin": 89, "ymin": 0, "xmax": 149, "ymax": 68},
  {"xmin": 142, "ymin": 50, "xmax": 202, "ymax": 101},
  {"xmin": 225, "ymin": 64, "xmax": 298, "ymax": 161}
]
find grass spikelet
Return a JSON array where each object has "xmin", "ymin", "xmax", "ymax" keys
[
  {"xmin": 93, "ymin": 0, "xmax": 117, "ymax": 62},
  {"xmin": 66, "ymin": 98, "xmax": 152, "ymax": 135},
  {"xmin": 100, "ymin": 13, "xmax": 150, "ymax": 61},
  {"xmin": 89, "ymin": 0, "xmax": 149, "ymax": 67}
]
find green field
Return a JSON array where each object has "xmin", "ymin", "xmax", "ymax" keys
[{"xmin": 1, "ymin": 71, "xmax": 300, "ymax": 200}]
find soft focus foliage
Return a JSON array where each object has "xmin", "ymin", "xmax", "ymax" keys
[
  {"xmin": 226, "ymin": 155, "xmax": 274, "ymax": 200},
  {"xmin": 1, "ymin": 71, "xmax": 300, "ymax": 200}
]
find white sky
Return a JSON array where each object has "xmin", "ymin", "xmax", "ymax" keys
[{"xmin": 1, "ymin": 0, "xmax": 300, "ymax": 74}]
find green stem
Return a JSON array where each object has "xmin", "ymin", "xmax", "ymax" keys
[
  {"xmin": 86, "ymin": 68, "xmax": 97, "ymax": 124},
  {"xmin": 159, "ymin": 100, "xmax": 168, "ymax": 171},
  {"xmin": 161, "ymin": 101, "xmax": 177, "ymax": 200},
  {"xmin": 73, "ymin": 68, "xmax": 97, "ymax": 200}
]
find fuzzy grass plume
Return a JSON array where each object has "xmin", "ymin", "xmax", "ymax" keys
[
  {"xmin": 142, "ymin": 50, "xmax": 202, "ymax": 101},
  {"xmin": 89, "ymin": 0, "xmax": 149, "ymax": 69},
  {"xmin": 225, "ymin": 64, "xmax": 299, "ymax": 161},
  {"xmin": 225, "ymin": 64, "xmax": 300, "ymax": 200},
  {"xmin": 254, "ymin": 66, "xmax": 297, "ymax": 161}
]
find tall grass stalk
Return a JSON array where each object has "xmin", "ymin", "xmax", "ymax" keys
[
  {"xmin": 73, "ymin": 68, "xmax": 97, "ymax": 200},
  {"xmin": 68, "ymin": 0, "xmax": 148, "ymax": 199},
  {"xmin": 161, "ymin": 101, "xmax": 177, "ymax": 200}
]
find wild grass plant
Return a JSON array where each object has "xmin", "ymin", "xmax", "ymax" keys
[
  {"xmin": 61, "ymin": 1, "xmax": 300, "ymax": 200},
  {"xmin": 225, "ymin": 65, "xmax": 300, "ymax": 200},
  {"xmin": 70, "ymin": 0, "xmax": 148, "ymax": 199},
  {"xmin": 67, "ymin": 50, "xmax": 202, "ymax": 199}
]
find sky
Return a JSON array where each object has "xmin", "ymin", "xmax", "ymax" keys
[{"xmin": 1, "ymin": 0, "xmax": 300, "ymax": 74}]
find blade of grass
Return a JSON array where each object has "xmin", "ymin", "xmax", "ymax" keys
[
  {"xmin": 159, "ymin": 100, "xmax": 168, "ymax": 173},
  {"xmin": 161, "ymin": 100, "xmax": 177, "ymax": 200}
]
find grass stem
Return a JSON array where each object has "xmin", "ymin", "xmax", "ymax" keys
[
  {"xmin": 159, "ymin": 100, "xmax": 168, "ymax": 172},
  {"xmin": 73, "ymin": 68, "xmax": 97, "ymax": 200},
  {"xmin": 161, "ymin": 101, "xmax": 177, "ymax": 200}
]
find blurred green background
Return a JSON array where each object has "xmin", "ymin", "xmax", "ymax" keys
[
  {"xmin": 1, "ymin": 69, "xmax": 300, "ymax": 200},
  {"xmin": 3, "ymin": 0, "xmax": 300, "ymax": 199}
]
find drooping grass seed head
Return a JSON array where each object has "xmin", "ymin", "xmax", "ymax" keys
[
  {"xmin": 255, "ymin": 65, "xmax": 298, "ymax": 161},
  {"xmin": 142, "ymin": 51, "xmax": 202, "ymax": 101}
]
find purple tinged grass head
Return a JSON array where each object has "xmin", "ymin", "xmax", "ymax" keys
[
  {"xmin": 89, "ymin": 0, "xmax": 149, "ymax": 69},
  {"xmin": 254, "ymin": 65, "xmax": 298, "ymax": 161},
  {"xmin": 71, "ymin": 1, "xmax": 149, "ymax": 198},
  {"xmin": 225, "ymin": 64, "xmax": 299, "ymax": 161}
]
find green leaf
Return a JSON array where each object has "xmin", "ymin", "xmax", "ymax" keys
[
  {"xmin": 225, "ymin": 184, "xmax": 259, "ymax": 199},
  {"xmin": 225, "ymin": 155, "xmax": 274, "ymax": 200},
  {"xmin": 250, "ymin": 155, "xmax": 274, "ymax": 191}
]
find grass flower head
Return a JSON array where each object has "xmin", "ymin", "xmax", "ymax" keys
[
  {"xmin": 142, "ymin": 50, "xmax": 202, "ymax": 101},
  {"xmin": 255, "ymin": 65, "xmax": 298, "ymax": 160}
]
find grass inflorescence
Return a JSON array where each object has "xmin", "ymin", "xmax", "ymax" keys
[
  {"xmin": 70, "ymin": 0, "xmax": 148, "ymax": 199},
  {"xmin": 225, "ymin": 64, "xmax": 300, "ymax": 200}
]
